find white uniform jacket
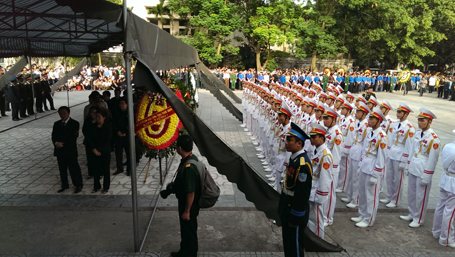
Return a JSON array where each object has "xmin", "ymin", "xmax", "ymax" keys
[
  {"xmin": 309, "ymin": 144, "xmax": 333, "ymax": 205},
  {"xmin": 406, "ymin": 128, "xmax": 441, "ymax": 182},
  {"xmin": 359, "ymin": 127, "xmax": 388, "ymax": 179},
  {"xmin": 388, "ymin": 120, "xmax": 415, "ymax": 163}
]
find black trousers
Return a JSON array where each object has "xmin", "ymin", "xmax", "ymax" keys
[
  {"xmin": 0, "ymin": 96, "xmax": 5, "ymax": 115},
  {"xmin": 57, "ymin": 154, "xmax": 83, "ymax": 188},
  {"xmin": 450, "ymin": 86, "xmax": 455, "ymax": 100},
  {"xmin": 36, "ymin": 96, "xmax": 44, "ymax": 111},
  {"xmin": 43, "ymin": 92, "xmax": 55, "ymax": 110},
  {"xmin": 11, "ymin": 102, "xmax": 20, "ymax": 119},
  {"xmin": 19, "ymin": 100, "xmax": 27, "ymax": 117},
  {"xmin": 178, "ymin": 200, "xmax": 199, "ymax": 256},
  {"xmin": 26, "ymin": 98, "xmax": 34, "ymax": 115},
  {"xmin": 115, "ymin": 136, "xmax": 131, "ymax": 173},
  {"xmin": 93, "ymin": 154, "xmax": 111, "ymax": 191},
  {"xmin": 444, "ymin": 88, "xmax": 450, "ymax": 99},
  {"xmin": 279, "ymin": 195, "xmax": 309, "ymax": 257},
  {"xmin": 438, "ymin": 86, "xmax": 444, "ymax": 98}
]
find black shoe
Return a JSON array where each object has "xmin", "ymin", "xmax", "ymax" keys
[
  {"xmin": 6, "ymin": 108, "xmax": 11, "ymax": 111},
  {"xmin": 170, "ymin": 252, "xmax": 179, "ymax": 257},
  {"xmin": 51, "ymin": 108, "xmax": 56, "ymax": 110},
  {"xmin": 20, "ymin": 115, "xmax": 28, "ymax": 118},
  {"xmin": 126, "ymin": 173, "xmax": 131, "ymax": 176},
  {"xmin": 57, "ymin": 187, "xmax": 69, "ymax": 193},
  {"xmin": 74, "ymin": 187, "xmax": 82, "ymax": 194},
  {"xmin": 38, "ymin": 110, "xmax": 45, "ymax": 113},
  {"xmin": 12, "ymin": 118, "xmax": 21, "ymax": 121},
  {"xmin": 113, "ymin": 170, "xmax": 123, "ymax": 175},
  {"xmin": 44, "ymin": 108, "xmax": 50, "ymax": 111},
  {"xmin": 2, "ymin": 114, "xmax": 7, "ymax": 117}
]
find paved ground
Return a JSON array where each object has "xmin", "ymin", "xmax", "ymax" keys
[{"xmin": 1, "ymin": 88, "xmax": 455, "ymax": 256}]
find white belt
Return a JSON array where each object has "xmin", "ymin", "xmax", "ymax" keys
[
  {"xmin": 355, "ymin": 141, "xmax": 363, "ymax": 146},
  {"xmin": 366, "ymin": 153, "xmax": 377, "ymax": 159},
  {"xmin": 282, "ymin": 186, "xmax": 295, "ymax": 196},
  {"xmin": 414, "ymin": 153, "xmax": 429, "ymax": 160},
  {"xmin": 445, "ymin": 170, "xmax": 455, "ymax": 178}
]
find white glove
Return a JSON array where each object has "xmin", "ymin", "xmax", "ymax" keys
[
  {"xmin": 404, "ymin": 169, "xmax": 409, "ymax": 176},
  {"xmin": 341, "ymin": 152, "xmax": 347, "ymax": 158},
  {"xmin": 421, "ymin": 179, "xmax": 430, "ymax": 186},
  {"xmin": 369, "ymin": 177, "xmax": 378, "ymax": 185},
  {"xmin": 398, "ymin": 162, "xmax": 406, "ymax": 171}
]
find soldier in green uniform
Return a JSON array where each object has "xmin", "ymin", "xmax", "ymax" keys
[
  {"xmin": 279, "ymin": 122, "xmax": 312, "ymax": 256},
  {"xmin": 169, "ymin": 135, "xmax": 201, "ymax": 257}
]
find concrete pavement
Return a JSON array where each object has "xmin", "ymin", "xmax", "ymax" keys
[{"xmin": 1, "ymin": 88, "xmax": 455, "ymax": 256}]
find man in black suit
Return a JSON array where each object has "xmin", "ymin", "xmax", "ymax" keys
[{"xmin": 52, "ymin": 106, "xmax": 83, "ymax": 193}]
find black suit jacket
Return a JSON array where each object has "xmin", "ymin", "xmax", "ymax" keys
[{"xmin": 52, "ymin": 118, "xmax": 80, "ymax": 156}]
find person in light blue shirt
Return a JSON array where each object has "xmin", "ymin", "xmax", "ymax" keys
[
  {"xmin": 377, "ymin": 74, "xmax": 383, "ymax": 92},
  {"xmin": 246, "ymin": 72, "xmax": 253, "ymax": 81},
  {"xmin": 314, "ymin": 76, "xmax": 320, "ymax": 83},
  {"xmin": 411, "ymin": 75, "xmax": 416, "ymax": 90},
  {"xmin": 280, "ymin": 74, "xmax": 286, "ymax": 85}
]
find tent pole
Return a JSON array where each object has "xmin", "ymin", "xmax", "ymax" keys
[
  {"xmin": 123, "ymin": 0, "xmax": 140, "ymax": 252},
  {"xmin": 27, "ymin": 56, "xmax": 37, "ymax": 119}
]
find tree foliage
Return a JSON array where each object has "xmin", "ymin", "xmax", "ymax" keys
[{"xmin": 148, "ymin": 0, "xmax": 455, "ymax": 70}]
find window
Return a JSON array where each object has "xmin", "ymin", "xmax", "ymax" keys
[
  {"xmin": 148, "ymin": 19, "xmax": 158, "ymax": 25},
  {"xmin": 163, "ymin": 28, "xmax": 170, "ymax": 34}
]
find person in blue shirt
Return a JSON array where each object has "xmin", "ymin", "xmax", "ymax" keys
[
  {"xmin": 354, "ymin": 74, "xmax": 361, "ymax": 93},
  {"xmin": 392, "ymin": 75, "xmax": 398, "ymax": 91},
  {"xmin": 371, "ymin": 76, "xmax": 376, "ymax": 91},
  {"xmin": 411, "ymin": 75, "xmax": 416, "ymax": 90},
  {"xmin": 299, "ymin": 74, "xmax": 305, "ymax": 84},
  {"xmin": 314, "ymin": 76, "xmax": 320, "ymax": 84},
  {"xmin": 365, "ymin": 76, "xmax": 372, "ymax": 91},
  {"xmin": 377, "ymin": 74, "xmax": 383, "ymax": 92},
  {"xmin": 258, "ymin": 73, "xmax": 264, "ymax": 81},
  {"xmin": 280, "ymin": 74, "xmax": 286, "ymax": 85},
  {"xmin": 246, "ymin": 72, "xmax": 253, "ymax": 81}
]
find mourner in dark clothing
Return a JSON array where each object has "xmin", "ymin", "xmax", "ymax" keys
[
  {"xmin": 85, "ymin": 108, "xmax": 112, "ymax": 194},
  {"xmin": 112, "ymin": 97, "xmax": 131, "ymax": 176},
  {"xmin": 82, "ymin": 106, "xmax": 100, "ymax": 179},
  {"xmin": 51, "ymin": 106, "xmax": 83, "ymax": 193},
  {"xmin": 7, "ymin": 77, "xmax": 20, "ymax": 121}
]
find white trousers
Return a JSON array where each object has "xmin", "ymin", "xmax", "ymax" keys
[
  {"xmin": 308, "ymin": 202, "xmax": 325, "ymax": 239},
  {"xmin": 433, "ymin": 188, "xmax": 455, "ymax": 245},
  {"xmin": 358, "ymin": 172, "xmax": 380, "ymax": 226},
  {"xmin": 385, "ymin": 159, "xmax": 405, "ymax": 205},
  {"xmin": 337, "ymin": 155, "xmax": 349, "ymax": 191},
  {"xmin": 346, "ymin": 159, "xmax": 360, "ymax": 204},
  {"xmin": 407, "ymin": 173, "xmax": 432, "ymax": 224},
  {"xmin": 323, "ymin": 167, "xmax": 339, "ymax": 224}
]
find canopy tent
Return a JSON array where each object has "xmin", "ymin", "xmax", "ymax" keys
[{"xmin": 0, "ymin": 0, "xmax": 343, "ymax": 253}]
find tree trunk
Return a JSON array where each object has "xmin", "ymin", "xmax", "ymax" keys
[
  {"xmin": 256, "ymin": 51, "xmax": 262, "ymax": 71},
  {"xmin": 311, "ymin": 51, "xmax": 317, "ymax": 72},
  {"xmin": 216, "ymin": 40, "xmax": 222, "ymax": 56},
  {"xmin": 98, "ymin": 53, "xmax": 102, "ymax": 65}
]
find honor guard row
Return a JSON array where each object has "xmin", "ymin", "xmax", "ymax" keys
[{"xmin": 239, "ymin": 79, "xmax": 453, "ymax": 248}]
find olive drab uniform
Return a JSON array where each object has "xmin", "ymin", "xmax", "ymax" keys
[
  {"xmin": 384, "ymin": 119, "xmax": 415, "ymax": 206},
  {"xmin": 308, "ymin": 143, "xmax": 333, "ymax": 239},
  {"xmin": 278, "ymin": 149, "xmax": 312, "ymax": 256},
  {"xmin": 404, "ymin": 128, "xmax": 440, "ymax": 225}
]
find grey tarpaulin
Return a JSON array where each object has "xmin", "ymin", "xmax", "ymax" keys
[
  {"xmin": 196, "ymin": 69, "xmax": 243, "ymax": 122},
  {"xmin": 135, "ymin": 58, "xmax": 344, "ymax": 253},
  {"xmin": 124, "ymin": 10, "xmax": 199, "ymax": 71},
  {"xmin": 196, "ymin": 62, "xmax": 242, "ymax": 103},
  {"xmin": 0, "ymin": 56, "xmax": 28, "ymax": 90},
  {"xmin": 51, "ymin": 58, "xmax": 88, "ymax": 92}
]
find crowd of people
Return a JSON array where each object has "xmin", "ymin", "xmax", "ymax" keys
[
  {"xmin": 52, "ymin": 89, "xmax": 133, "ymax": 195},
  {"xmin": 240, "ymin": 78, "xmax": 455, "ymax": 252},
  {"xmin": 211, "ymin": 67, "xmax": 455, "ymax": 100}
]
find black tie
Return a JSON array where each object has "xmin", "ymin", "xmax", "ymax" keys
[
  {"xmin": 62, "ymin": 121, "xmax": 66, "ymax": 126},
  {"xmin": 398, "ymin": 123, "xmax": 401, "ymax": 129},
  {"xmin": 314, "ymin": 149, "xmax": 317, "ymax": 155},
  {"xmin": 421, "ymin": 131, "xmax": 423, "ymax": 138},
  {"xmin": 371, "ymin": 131, "xmax": 373, "ymax": 137}
]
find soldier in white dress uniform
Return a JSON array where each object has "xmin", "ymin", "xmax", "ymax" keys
[
  {"xmin": 351, "ymin": 107, "xmax": 387, "ymax": 228},
  {"xmin": 307, "ymin": 124, "xmax": 333, "ymax": 239},
  {"xmin": 342, "ymin": 102, "xmax": 370, "ymax": 208},
  {"xmin": 321, "ymin": 106, "xmax": 343, "ymax": 226},
  {"xmin": 336, "ymin": 102, "xmax": 355, "ymax": 193},
  {"xmin": 400, "ymin": 108, "xmax": 440, "ymax": 228},
  {"xmin": 433, "ymin": 133, "xmax": 455, "ymax": 248},
  {"xmin": 380, "ymin": 103, "xmax": 415, "ymax": 208}
]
